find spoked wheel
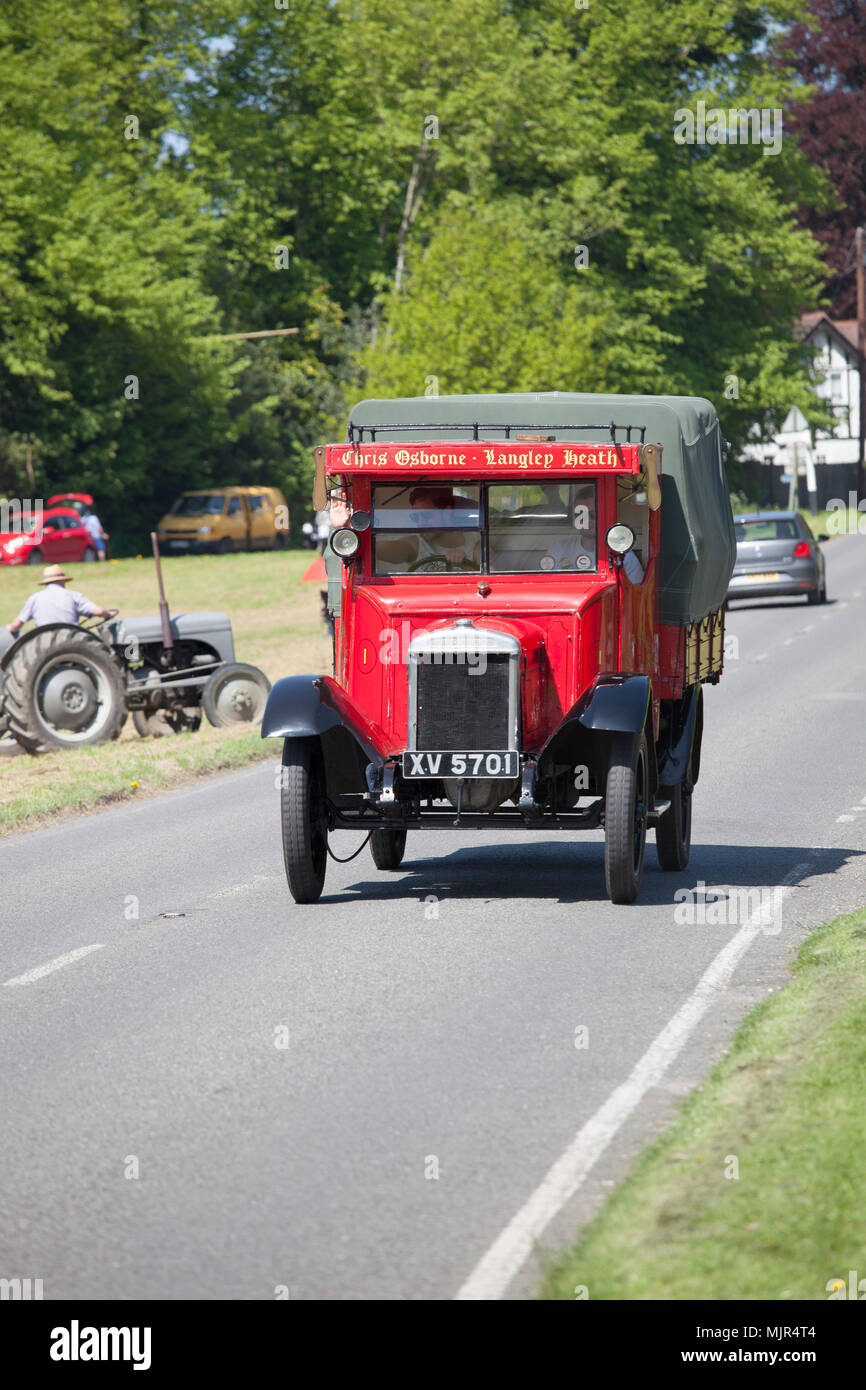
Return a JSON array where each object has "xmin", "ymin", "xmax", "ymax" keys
[
  {"xmin": 604, "ymin": 732, "xmax": 648, "ymax": 905},
  {"xmin": 280, "ymin": 737, "xmax": 328, "ymax": 904},
  {"xmin": 202, "ymin": 663, "xmax": 271, "ymax": 728},
  {"xmin": 655, "ymin": 781, "xmax": 692, "ymax": 871},
  {"xmin": 1, "ymin": 627, "xmax": 126, "ymax": 751},
  {"xmin": 370, "ymin": 827, "xmax": 407, "ymax": 870}
]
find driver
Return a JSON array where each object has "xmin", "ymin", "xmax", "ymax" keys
[
  {"xmin": 6, "ymin": 564, "xmax": 112, "ymax": 635},
  {"xmin": 377, "ymin": 486, "xmax": 480, "ymax": 571}
]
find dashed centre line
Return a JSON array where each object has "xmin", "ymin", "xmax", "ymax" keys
[{"xmin": 3, "ymin": 944, "xmax": 105, "ymax": 988}]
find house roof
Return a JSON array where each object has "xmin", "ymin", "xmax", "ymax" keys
[{"xmin": 799, "ymin": 311, "xmax": 861, "ymax": 355}]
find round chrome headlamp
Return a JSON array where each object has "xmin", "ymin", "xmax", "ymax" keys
[
  {"xmin": 606, "ymin": 523, "xmax": 635, "ymax": 555},
  {"xmin": 330, "ymin": 526, "xmax": 360, "ymax": 559}
]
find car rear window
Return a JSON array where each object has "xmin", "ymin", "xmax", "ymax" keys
[{"xmin": 735, "ymin": 519, "xmax": 798, "ymax": 542}]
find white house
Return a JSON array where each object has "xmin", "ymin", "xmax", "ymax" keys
[{"xmin": 742, "ymin": 312, "xmax": 863, "ymax": 506}]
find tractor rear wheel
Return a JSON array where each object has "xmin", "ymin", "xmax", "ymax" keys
[
  {"xmin": 280, "ymin": 737, "xmax": 328, "ymax": 904},
  {"xmin": 2, "ymin": 627, "xmax": 126, "ymax": 750}
]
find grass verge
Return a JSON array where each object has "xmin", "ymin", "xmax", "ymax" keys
[
  {"xmin": 542, "ymin": 906, "xmax": 866, "ymax": 1300},
  {"xmin": 1, "ymin": 549, "xmax": 328, "ymax": 835}
]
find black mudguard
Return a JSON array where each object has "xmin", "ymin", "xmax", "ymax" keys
[
  {"xmin": 657, "ymin": 685, "xmax": 703, "ymax": 790},
  {"xmin": 261, "ymin": 674, "xmax": 381, "ymax": 795},
  {"xmin": 537, "ymin": 674, "xmax": 653, "ymax": 788}
]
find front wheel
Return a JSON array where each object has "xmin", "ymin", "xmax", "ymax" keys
[
  {"xmin": 202, "ymin": 663, "xmax": 270, "ymax": 727},
  {"xmin": 27, "ymin": 548, "xmax": 44, "ymax": 565},
  {"xmin": 370, "ymin": 827, "xmax": 407, "ymax": 870},
  {"xmin": 604, "ymin": 732, "xmax": 648, "ymax": 905},
  {"xmin": 655, "ymin": 781, "xmax": 692, "ymax": 871},
  {"xmin": 280, "ymin": 738, "xmax": 328, "ymax": 904}
]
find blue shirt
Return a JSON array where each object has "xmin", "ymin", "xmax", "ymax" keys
[
  {"xmin": 16, "ymin": 587, "xmax": 98, "ymax": 626},
  {"xmin": 82, "ymin": 514, "xmax": 104, "ymax": 542}
]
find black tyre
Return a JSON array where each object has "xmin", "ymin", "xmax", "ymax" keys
[
  {"xmin": 280, "ymin": 737, "xmax": 327, "ymax": 904},
  {"xmin": 370, "ymin": 827, "xmax": 407, "ymax": 870},
  {"xmin": 26, "ymin": 548, "xmax": 44, "ymax": 565},
  {"xmin": 604, "ymin": 732, "xmax": 648, "ymax": 905},
  {"xmin": 218, "ymin": 538, "xmax": 232, "ymax": 554},
  {"xmin": 82, "ymin": 547, "xmax": 97, "ymax": 563},
  {"xmin": 201, "ymin": 662, "xmax": 270, "ymax": 727},
  {"xmin": 807, "ymin": 577, "xmax": 827, "ymax": 605},
  {"xmin": 2, "ymin": 627, "xmax": 126, "ymax": 750},
  {"xmin": 655, "ymin": 781, "xmax": 692, "ymax": 872}
]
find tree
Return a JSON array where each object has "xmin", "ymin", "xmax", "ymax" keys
[
  {"xmin": 781, "ymin": 0, "xmax": 866, "ymax": 317},
  {"xmin": 363, "ymin": 0, "xmax": 830, "ymax": 455}
]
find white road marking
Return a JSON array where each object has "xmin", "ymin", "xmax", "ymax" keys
[
  {"xmin": 838, "ymin": 815, "xmax": 855, "ymax": 823},
  {"xmin": 207, "ymin": 874, "xmax": 280, "ymax": 901},
  {"xmin": 455, "ymin": 862, "xmax": 812, "ymax": 1301},
  {"xmin": 752, "ymin": 653, "xmax": 767, "ymax": 663},
  {"xmin": 3, "ymin": 944, "xmax": 105, "ymax": 988}
]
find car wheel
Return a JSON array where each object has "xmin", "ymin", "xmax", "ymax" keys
[
  {"xmin": 82, "ymin": 547, "xmax": 96, "ymax": 562},
  {"xmin": 604, "ymin": 732, "xmax": 648, "ymax": 905},
  {"xmin": 370, "ymin": 827, "xmax": 407, "ymax": 870},
  {"xmin": 655, "ymin": 781, "xmax": 692, "ymax": 872},
  {"xmin": 201, "ymin": 662, "xmax": 270, "ymax": 727},
  {"xmin": 218, "ymin": 538, "xmax": 232, "ymax": 554},
  {"xmin": 26, "ymin": 548, "xmax": 44, "ymax": 565},
  {"xmin": 280, "ymin": 737, "xmax": 328, "ymax": 904}
]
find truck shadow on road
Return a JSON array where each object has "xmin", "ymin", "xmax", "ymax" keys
[{"xmin": 329, "ymin": 841, "xmax": 859, "ymax": 907}]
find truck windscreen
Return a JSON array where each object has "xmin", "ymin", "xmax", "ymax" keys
[{"xmin": 371, "ymin": 481, "xmax": 596, "ymax": 575}]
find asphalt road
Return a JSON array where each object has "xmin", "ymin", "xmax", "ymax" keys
[{"xmin": 2, "ymin": 534, "xmax": 866, "ymax": 1301}]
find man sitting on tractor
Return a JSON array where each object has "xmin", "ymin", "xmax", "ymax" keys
[{"xmin": 6, "ymin": 564, "xmax": 112, "ymax": 635}]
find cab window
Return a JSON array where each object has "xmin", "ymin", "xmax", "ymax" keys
[
  {"xmin": 372, "ymin": 484, "xmax": 481, "ymax": 574},
  {"xmin": 227, "ymin": 497, "xmax": 242, "ymax": 516},
  {"xmin": 488, "ymin": 482, "xmax": 597, "ymax": 573}
]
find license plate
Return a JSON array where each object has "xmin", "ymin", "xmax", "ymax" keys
[
  {"xmin": 402, "ymin": 750, "xmax": 519, "ymax": 778},
  {"xmin": 749, "ymin": 571, "xmax": 780, "ymax": 582},
  {"xmin": 168, "ymin": 540, "xmax": 190, "ymax": 549}
]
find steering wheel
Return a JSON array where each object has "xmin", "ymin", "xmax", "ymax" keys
[
  {"xmin": 406, "ymin": 556, "xmax": 477, "ymax": 573},
  {"xmin": 83, "ymin": 607, "xmax": 119, "ymax": 630}
]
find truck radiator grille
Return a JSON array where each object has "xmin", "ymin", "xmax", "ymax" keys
[{"xmin": 416, "ymin": 655, "xmax": 511, "ymax": 750}]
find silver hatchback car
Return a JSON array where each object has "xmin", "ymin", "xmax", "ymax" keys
[{"xmin": 727, "ymin": 511, "xmax": 827, "ymax": 605}]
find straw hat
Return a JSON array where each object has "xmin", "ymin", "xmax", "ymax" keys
[{"xmin": 39, "ymin": 565, "xmax": 71, "ymax": 586}]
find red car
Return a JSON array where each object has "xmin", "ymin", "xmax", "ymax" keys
[{"xmin": 0, "ymin": 506, "xmax": 98, "ymax": 566}]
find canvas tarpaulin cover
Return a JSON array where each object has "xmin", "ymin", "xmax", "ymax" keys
[{"xmin": 348, "ymin": 392, "xmax": 736, "ymax": 625}]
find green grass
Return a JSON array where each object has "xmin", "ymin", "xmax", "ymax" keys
[
  {"xmin": 0, "ymin": 549, "xmax": 330, "ymax": 835},
  {"xmin": 541, "ymin": 907, "xmax": 866, "ymax": 1300}
]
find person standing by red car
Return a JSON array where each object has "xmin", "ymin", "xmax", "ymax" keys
[{"xmin": 81, "ymin": 507, "xmax": 109, "ymax": 560}]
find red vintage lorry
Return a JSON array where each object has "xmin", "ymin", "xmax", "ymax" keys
[{"xmin": 262, "ymin": 393, "xmax": 736, "ymax": 905}]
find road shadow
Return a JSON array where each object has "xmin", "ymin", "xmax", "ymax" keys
[{"xmin": 323, "ymin": 840, "xmax": 860, "ymax": 907}]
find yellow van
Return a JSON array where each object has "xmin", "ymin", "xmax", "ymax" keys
[{"xmin": 156, "ymin": 486, "xmax": 289, "ymax": 554}]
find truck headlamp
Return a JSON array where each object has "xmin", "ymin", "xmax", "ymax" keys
[
  {"xmin": 330, "ymin": 527, "xmax": 360, "ymax": 559},
  {"xmin": 197, "ymin": 526, "xmax": 212, "ymax": 535},
  {"xmin": 606, "ymin": 523, "xmax": 635, "ymax": 555}
]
